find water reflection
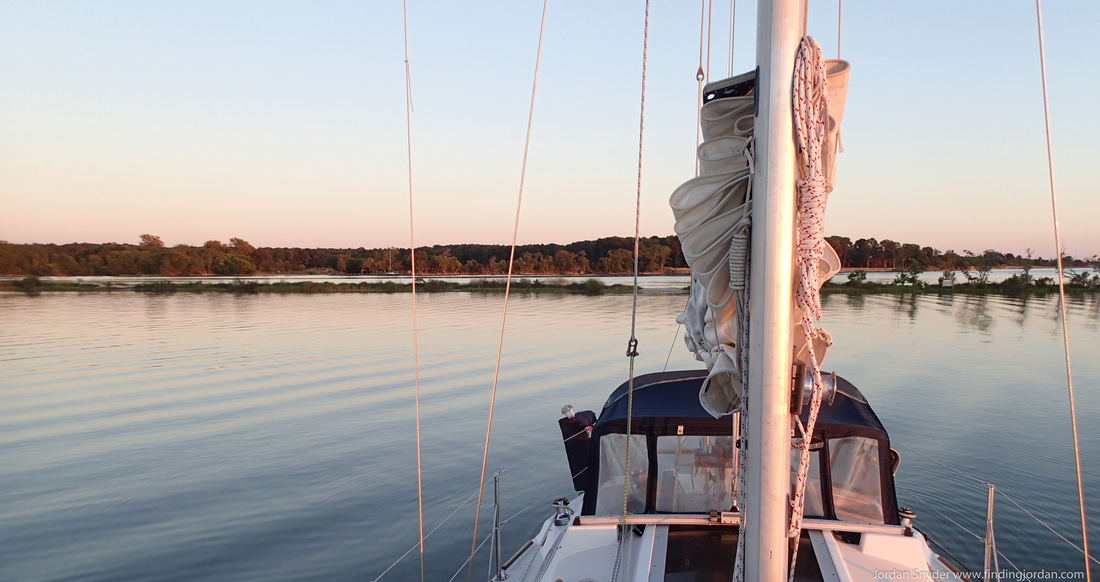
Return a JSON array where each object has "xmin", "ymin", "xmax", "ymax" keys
[
  {"xmin": 892, "ymin": 293, "xmax": 919, "ymax": 321},
  {"xmin": 1087, "ymin": 295, "xmax": 1100, "ymax": 333},
  {"xmin": 1, "ymin": 292, "xmax": 1098, "ymax": 579},
  {"xmin": 1010, "ymin": 294, "xmax": 1032, "ymax": 330},
  {"xmin": 955, "ymin": 294, "xmax": 994, "ymax": 333}
]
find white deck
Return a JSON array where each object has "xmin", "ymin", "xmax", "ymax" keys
[{"xmin": 501, "ymin": 506, "xmax": 966, "ymax": 582}]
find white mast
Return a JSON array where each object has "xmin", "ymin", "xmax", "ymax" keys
[{"xmin": 745, "ymin": 0, "xmax": 803, "ymax": 577}]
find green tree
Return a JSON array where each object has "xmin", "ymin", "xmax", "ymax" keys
[
  {"xmin": 599, "ymin": 249, "xmax": 634, "ymax": 273},
  {"xmin": 554, "ymin": 249, "xmax": 577, "ymax": 273},
  {"xmin": 213, "ymin": 254, "xmax": 255, "ymax": 275},
  {"xmin": 640, "ymin": 244, "xmax": 672, "ymax": 273},
  {"xmin": 139, "ymin": 234, "xmax": 165, "ymax": 250},
  {"xmin": 825, "ymin": 236, "xmax": 852, "ymax": 267},
  {"xmin": 962, "ymin": 250, "xmax": 992, "ymax": 286},
  {"xmin": 880, "ymin": 239, "xmax": 900, "ymax": 269},
  {"xmin": 430, "ymin": 250, "xmax": 462, "ymax": 274},
  {"xmin": 229, "ymin": 238, "xmax": 255, "ymax": 258}
]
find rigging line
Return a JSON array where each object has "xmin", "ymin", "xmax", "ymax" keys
[
  {"xmin": 893, "ymin": 442, "xmax": 988, "ymax": 486},
  {"xmin": 500, "ymin": 493, "xmax": 557, "ymax": 526},
  {"xmin": 896, "ymin": 485, "xmax": 984, "ymax": 543},
  {"xmin": 1035, "ymin": 2, "xmax": 1091, "ymax": 580},
  {"xmin": 624, "ymin": 0, "xmax": 651, "ymax": 506},
  {"xmin": 662, "ymin": 322, "xmax": 682, "ymax": 372},
  {"xmin": 705, "ymin": 0, "xmax": 714, "ymax": 81},
  {"xmin": 890, "ymin": 450, "xmax": 1096, "ymax": 568},
  {"xmin": 695, "ymin": 0, "xmax": 706, "ymax": 176},
  {"xmin": 800, "ymin": 0, "xmax": 808, "ymax": 38},
  {"xmin": 727, "ymin": 0, "xmax": 735, "ymax": 76},
  {"xmin": 371, "ymin": 487, "xmax": 483, "ymax": 582},
  {"xmin": 997, "ymin": 488, "xmax": 1100, "ymax": 565},
  {"xmin": 626, "ymin": 0, "xmax": 652, "ymax": 478},
  {"xmin": 449, "ymin": 528, "xmax": 495, "ymax": 582},
  {"xmin": 491, "ymin": 429, "xmax": 585, "ymax": 479},
  {"xmin": 401, "ymin": 1, "xmax": 424, "ymax": 580},
  {"xmin": 663, "ymin": 296, "xmax": 689, "ymax": 372},
  {"xmin": 836, "ymin": 0, "xmax": 842, "ymax": 59},
  {"xmin": 467, "ymin": 2, "xmax": 550, "ymax": 581},
  {"xmin": 995, "ymin": 548, "xmax": 1028, "ymax": 578},
  {"xmin": 499, "ymin": 430, "xmax": 587, "ymax": 478},
  {"xmin": 613, "ymin": 5, "xmax": 650, "ymax": 581}
]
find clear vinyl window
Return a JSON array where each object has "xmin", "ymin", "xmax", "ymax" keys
[
  {"xmin": 828, "ymin": 436, "xmax": 884, "ymax": 523},
  {"xmin": 595, "ymin": 434, "xmax": 648, "ymax": 515},
  {"xmin": 655, "ymin": 435, "xmax": 734, "ymax": 512},
  {"xmin": 790, "ymin": 446, "xmax": 825, "ymax": 517}
]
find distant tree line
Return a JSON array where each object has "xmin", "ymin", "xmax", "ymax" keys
[
  {"xmin": 0, "ymin": 235, "xmax": 685, "ymax": 276},
  {"xmin": 0, "ymin": 234, "xmax": 1092, "ymax": 277},
  {"xmin": 823, "ymin": 236, "xmax": 1095, "ymax": 272}
]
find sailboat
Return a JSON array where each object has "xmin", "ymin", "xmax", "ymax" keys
[{"xmin": 493, "ymin": 0, "xmax": 969, "ymax": 579}]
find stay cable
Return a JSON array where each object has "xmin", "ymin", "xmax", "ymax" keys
[{"xmin": 467, "ymin": 1, "xmax": 550, "ymax": 580}]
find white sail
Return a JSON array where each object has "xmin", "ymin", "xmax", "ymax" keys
[{"xmin": 670, "ymin": 63, "xmax": 848, "ymax": 420}]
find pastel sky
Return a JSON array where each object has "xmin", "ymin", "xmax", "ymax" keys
[{"xmin": 1, "ymin": 1, "xmax": 1097, "ymax": 259}]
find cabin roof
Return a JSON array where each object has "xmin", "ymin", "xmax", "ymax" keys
[{"xmin": 596, "ymin": 369, "xmax": 889, "ymax": 441}]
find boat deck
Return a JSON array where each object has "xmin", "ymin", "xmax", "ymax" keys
[{"xmin": 663, "ymin": 525, "xmax": 824, "ymax": 581}]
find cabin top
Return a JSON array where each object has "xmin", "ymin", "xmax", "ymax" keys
[{"xmin": 563, "ymin": 370, "xmax": 900, "ymax": 525}]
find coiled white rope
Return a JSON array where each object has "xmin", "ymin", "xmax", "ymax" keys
[
  {"xmin": 787, "ymin": 35, "xmax": 831, "ymax": 579},
  {"xmin": 467, "ymin": 2, "xmax": 550, "ymax": 580}
]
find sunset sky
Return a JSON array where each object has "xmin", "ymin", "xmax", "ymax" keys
[{"xmin": 2, "ymin": 1, "xmax": 1097, "ymax": 260}]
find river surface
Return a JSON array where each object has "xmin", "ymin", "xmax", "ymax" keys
[{"xmin": 2, "ymin": 291, "xmax": 1099, "ymax": 580}]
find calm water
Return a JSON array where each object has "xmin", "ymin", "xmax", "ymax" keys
[{"xmin": 2, "ymin": 290, "xmax": 1098, "ymax": 580}]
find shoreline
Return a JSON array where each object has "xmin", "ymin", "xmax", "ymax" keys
[{"xmin": 3, "ymin": 276, "xmax": 1097, "ymax": 297}]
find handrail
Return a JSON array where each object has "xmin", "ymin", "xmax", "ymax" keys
[{"xmin": 575, "ymin": 514, "xmax": 910, "ymax": 536}]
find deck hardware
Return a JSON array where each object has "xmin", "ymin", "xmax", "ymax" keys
[
  {"xmin": 491, "ymin": 472, "xmax": 507, "ymax": 580},
  {"xmin": 983, "ymin": 484, "xmax": 1000, "ymax": 582},
  {"xmin": 791, "ymin": 364, "xmax": 838, "ymax": 415},
  {"xmin": 899, "ymin": 507, "xmax": 916, "ymax": 537},
  {"xmin": 552, "ymin": 497, "xmax": 574, "ymax": 527}
]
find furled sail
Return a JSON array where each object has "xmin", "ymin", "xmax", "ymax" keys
[{"xmin": 670, "ymin": 61, "xmax": 849, "ymax": 419}]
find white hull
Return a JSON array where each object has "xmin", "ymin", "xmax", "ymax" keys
[{"xmin": 502, "ymin": 501, "xmax": 966, "ymax": 582}]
